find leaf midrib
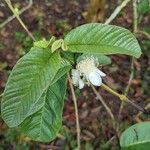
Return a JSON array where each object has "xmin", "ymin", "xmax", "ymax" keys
[
  {"xmin": 7, "ymin": 52, "xmax": 59, "ymax": 126},
  {"xmin": 26, "ymin": 53, "xmax": 59, "ymax": 116},
  {"xmin": 67, "ymin": 43, "xmax": 138, "ymax": 49},
  {"xmin": 67, "ymin": 43, "xmax": 140, "ymax": 57}
]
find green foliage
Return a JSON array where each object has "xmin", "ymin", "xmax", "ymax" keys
[
  {"xmin": 52, "ymin": 39, "xmax": 64, "ymax": 52},
  {"xmin": 1, "ymin": 47, "xmax": 61, "ymax": 127},
  {"xmin": 61, "ymin": 51, "xmax": 75, "ymax": 64},
  {"xmin": 20, "ymin": 76, "xmax": 67, "ymax": 142},
  {"xmin": 52, "ymin": 39, "xmax": 68, "ymax": 52},
  {"xmin": 140, "ymin": 27, "xmax": 150, "ymax": 55},
  {"xmin": 52, "ymin": 58, "xmax": 71, "ymax": 84},
  {"xmin": 34, "ymin": 36, "xmax": 56, "ymax": 49},
  {"xmin": 34, "ymin": 39, "xmax": 50, "ymax": 48},
  {"xmin": 1, "ymin": 23, "xmax": 143, "ymax": 142},
  {"xmin": 120, "ymin": 122, "xmax": 150, "ymax": 150},
  {"xmin": 137, "ymin": 0, "xmax": 150, "ymax": 15},
  {"xmin": 142, "ymin": 67, "xmax": 150, "ymax": 97},
  {"xmin": 64, "ymin": 23, "xmax": 142, "ymax": 58}
]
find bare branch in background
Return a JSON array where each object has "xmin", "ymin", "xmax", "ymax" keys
[
  {"xmin": 91, "ymin": 85, "xmax": 115, "ymax": 120},
  {"xmin": 105, "ymin": 0, "xmax": 131, "ymax": 24},
  {"xmin": 68, "ymin": 74, "xmax": 81, "ymax": 150},
  {"xmin": 3, "ymin": 0, "xmax": 35, "ymax": 41},
  {"xmin": 0, "ymin": 0, "xmax": 33, "ymax": 29},
  {"xmin": 118, "ymin": 57, "xmax": 135, "ymax": 118}
]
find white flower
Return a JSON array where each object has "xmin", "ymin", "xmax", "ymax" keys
[
  {"xmin": 77, "ymin": 56, "xmax": 106, "ymax": 86},
  {"xmin": 71, "ymin": 69, "xmax": 84, "ymax": 89},
  {"xmin": 88, "ymin": 68, "xmax": 106, "ymax": 86},
  {"xmin": 71, "ymin": 56, "xmax": 106, "ymax": 89}
]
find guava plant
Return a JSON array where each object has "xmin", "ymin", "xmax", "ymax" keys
[{"xmin": 1, "ymin": 23, "xmax": 149, "ymax": 146}]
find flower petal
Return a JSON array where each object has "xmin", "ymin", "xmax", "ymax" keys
[
  {"xmin": 71, "ymin": 69, "xmax": 80, "ymax": 86},
  {"xmin": 72, "ymin": 69, "xmax": 80, "ymax": 77},
  {"xmin": 96, "ymin": 69, "xmax": 106, "ymax": 77},
  {"xmin": 88, "ymin": 72, "xmax": 102, "ymax": 86},
  {"xmin": 79, "ymin": 79, "xmax": 84, "ymax": 89}
]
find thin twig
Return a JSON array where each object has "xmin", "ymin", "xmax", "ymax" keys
[
  {"xmin": 68, "ymin": 74, "xmax": 81, "ymax": 150},
  {"xmin": 133, "ymin": 0, "xmax": 150, "ymax": 39},
  {"xmin": 91, "ymin": 85, "xmax": 115, "ymax": 120},
  {"xmin": 133, "ymin": 0, "xmax": 138, "ymax": 33},
  {"xmin": 118, "ymin": 57, "xmax": 134, "ymax": 117},
  {"xmin": 4, "ymin": 0, "xmax": 35, "ymax": 41},
  {"xmin": 0, "ymin": 0, "xmax": 33, "ymax": 29},
  {"xmin": 101, "ymin": 83, "xmax": 148, "ymax": 114},
  {"xmin": 0, "ymin": 93, "xmax": 3, "ymax": 97},
  {"xmin": 91, "ymin": 85, "xmax": 120, "ymax": 142},
  {"xmin": 135, "ymin": 102, "xmax": 150, "ymax": 122},
  {"xmin": 105, "ymin": 0, "xmax": 132, "ymax": 24},
  {"xmin": 136, "ymin": 30, "xmax": 150, "ymax": 40},
  {"xmin": 104, "ymin": 135, "xmax": 116, "ymax": 146},
  {"xmin": 118, "ymin": 0, "xmax": 138, "ymax": 118},
  {"xmin": 124, "ymin": 59, "xmax": 135, "ymax": 96}
]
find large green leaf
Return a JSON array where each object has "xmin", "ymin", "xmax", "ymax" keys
[
  {"xmin": 52, "ymin": 58, "xmax": 71, "ymax": 84},
  {"xmin": 120, "ymin": 122, "xmax": 150, "ymax": 150},
  {"xmin": 1, "ymin": 47, "xmax": 61, "ymax": 127},
  {"xmin": 64, "ymin": 23, "xmax": 142, "ymax": 58},
  {"xmin": 61, "ymin": 51, "xmax": 75, "ymax": 64},
  {"xmin": 20, "ymin": 76, "xmax": 67, "ymax": 142}
]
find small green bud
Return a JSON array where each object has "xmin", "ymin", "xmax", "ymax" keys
[
  {"xmin": 51, "ymin": 39, "xmax": 63, "ymax": 52},
  {"xmin": 61, "ymin": 41, "xmax": 68, "ymax": 51}
]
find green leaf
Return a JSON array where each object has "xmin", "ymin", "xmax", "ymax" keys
[
  {"xmin": 20, "ymin": 76, "xmax": 67, "ymax": 142},
  {"xmin": 61, "ymin": 52, "xmax": 75, "ymax": 64},
  {"xmin": 52, "ymin": 58, "xmax": 71, "ymax": 84},
  {"xmin": 61, "ymin": 40, "xmax": 68, "ymax": 51},
  {"xmin": 1, "ymin": 47, "xmax": 61, "ymax": 127},
  {"xmin": 120, "ymin": 122, "xmax": 150, "ymax": 150},
  {"xmin": 34, "ymin": 36, "xmax": 56, "ymax": 48},
  {"xmin": 137, "ymin": 0, "xmax": 150, "ymax": 15},
  {"xmin": 64, "ymin": 23, "xmax": 142, "ymax": 58},
  {"xmin": 34, "ymin": 39, "xmax": 51, "ymax": 48},
  {"xmin": 77, "ymin": 54, "xmax": 111, "ymax": 65},
  {"xmin": 52, "ymin": 39, "xmax": 63, "ymax": 52}
]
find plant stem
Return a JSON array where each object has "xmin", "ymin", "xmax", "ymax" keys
[
  {"xmin": 91, "ymin": 85, "xmax": 115, "ymax": 120},
  {"xmin": 4, "ymin": 0, "xmax": 35, "ymax": 41},
  {"xmin": 101, "ymin": 83, "xmax": 148, "ymax": 114},
  {"xmin": 68, "ymin": 74, "xmax": 81, "ymax": 150},
  {"xmin": 0, "ymin": 0, "xmax": 33, "ymax": 29},
  {"xmin": 133, "ymin": 0, "xmax": 150, "ymax": 40},
  {"xmin": 124, "ymin": 58, "xmax": 135, "ymax": 96},
  {"xmin": 136, "ymin": 103, "xmax": 150, "ymax": 118},
  {"xmin": 118, "ymin": 0, "xmax": 138, "ymax": 117},
  {"xmin": 104, "ymin": 135, "xmax": 116, "ymax": 147},
  {"xmin": 118, "ymin": 57, "xmax": 134, "ymax": 117},
  {"xmin": 137, "ymin": 30, "xmax": 150, "ymax": 40},
  {"xmin": 133, "ymin": 0, "xmax": 138, "ymax": 33},
  {"xmin": 0, "ymin": 93, "xmax": 3, "ymax": 97},
  {"xmin": 105, "ymin": 0, "xmax": 131, "ymax": 24}
]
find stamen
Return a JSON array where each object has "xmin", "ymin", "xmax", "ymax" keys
[{"xmin": 77, "ymin": 56, "xmax": 98, "ymax": 76}]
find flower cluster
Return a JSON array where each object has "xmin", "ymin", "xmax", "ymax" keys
[{"xmin": 71, "ymin": 56, "xmax": 106, "ymax": 89}]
